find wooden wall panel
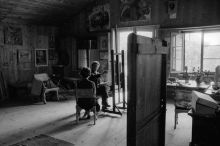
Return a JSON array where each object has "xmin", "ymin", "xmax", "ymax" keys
[{"xmin": 0, "ymin": 22, "xmax": 58, "ymax": 88}]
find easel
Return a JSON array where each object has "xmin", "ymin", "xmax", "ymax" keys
[{"xmin": 102, "ymin": 49, "xmax": 127, "ymax": 116}]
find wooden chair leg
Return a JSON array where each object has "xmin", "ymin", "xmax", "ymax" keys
[
  {"xmin": 93, "ymin": 106, "xmax": 96, "ymax": 125},
  {"xmin": 43, "ymin": 92, "xmax": 47, "ymax": 104},
  {"xmin": 56, "ymin": 90, "xmax": 59, "ymax": 101},
  {"xmin": 174, "ymin": 109, "xmax": 177, "ymax": 129}
]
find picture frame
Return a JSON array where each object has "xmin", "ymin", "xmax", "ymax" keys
[
  {"xmin": 168, "ymin": 0, "xmax": 177, "ymax": 19},
  {"xmin": 88, "ymin": 4, "xmax": 110, "ymax": 32},
  {"xmin": 18, "ymin": 49, "xmax": 31, "ymax": 63},
  {"xmin": 35, "ymin": 49, "xmax": 48, "ymax": 67},
  {"xmin": 4, "ymin": 26, "xmax": 23, "ymax": 45},
  {"xmin": 99, "ymin": 35, "xmax": 108, "ymax": 50},
  {"xmin": 120, "ymin": 0, "xmax": 151, "ymax": 22}
]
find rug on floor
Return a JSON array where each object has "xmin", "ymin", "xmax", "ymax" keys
[{"xmin": 10, "ymin": 134, "xmax": 75, "ymax": 146}]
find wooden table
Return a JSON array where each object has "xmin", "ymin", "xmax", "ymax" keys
[
  {"xmin": 167, "ymin": 80, "xmax": 210, "ymax": 91},
  {"xmin": 167, "ymin": 80, "xmax": 210, "ymax": 101}
]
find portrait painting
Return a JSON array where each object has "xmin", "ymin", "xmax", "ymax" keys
[{"xmin": 35, "ymin": 49, "xmax": 48, "ymax": 67}]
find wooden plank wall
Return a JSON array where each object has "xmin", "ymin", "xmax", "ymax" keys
[{"xmin": 0, "ymin": 22, "xmax": 58, "ymax": 92}]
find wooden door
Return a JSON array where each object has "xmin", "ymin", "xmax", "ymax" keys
[{"xmin": 127, "ymin": 33, "xmax": 166, "ymax": 146}]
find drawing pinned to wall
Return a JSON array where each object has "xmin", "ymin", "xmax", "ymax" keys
[
  {"xmin": 35, "ymin": 49, "xmax": 48, "ymax": 67},
  {"xmin": 120, "ymin": 0, "xmax": 151, "ymax": 22},
  {"xmin": 168, "ymin": 0, "xmax": 177, "ymax": 19},
  {"xmin": 99, "ymin": 35, "xmax": 108, "ymax": 50},
  {"xmin": 88, "ymin": 3, "xmax": 110, "ymax": 31},
  {"xmin": 4, "ymin": 26, "xmax": 23, "ymax": 45}
]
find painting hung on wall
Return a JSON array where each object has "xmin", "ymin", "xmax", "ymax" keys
[
  {"xmin": 35, "ymin": 49, "xmax": 48, "ymax": 67},
  {"xmin": 18, "ymin": 50, "xmax": 31, "ymax": 63},
  {"xmin": 120, "ymin": 0, "xmax": 151, "ymax": 22},
  {"xmin": 168, "ymin": 0, "xmax": 177, "ymax": 19},
  {"xmin": 4, "ymin": 26, "xmax": 23, "ymax": 45},
  {"xmin": 88, "ymin": 3, "xmax": 110, "ymax": 31}
]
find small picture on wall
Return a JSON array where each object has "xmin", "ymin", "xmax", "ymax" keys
[
  {"xmin": 99, "ymin": 35, "xmax": 108, "ymax": 50},
  {"xmin": 35, "ymin": 49, "xmax": 48, "ymax": 67},
  {"xmin": 168, "ymin": 0, "xmax": 177, "ymax": 19},
  {"xmin": 18, "ymin": 50, "xmax": 31, "ymax": 63}
]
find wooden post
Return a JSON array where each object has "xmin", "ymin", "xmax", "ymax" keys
[
  {"xmin": 111, "ymin": 50, "xmax": 115, "ymax": 112},
  {"xmin": 121, "ymin": 50, "xmax": 126, "ymax": 108}
]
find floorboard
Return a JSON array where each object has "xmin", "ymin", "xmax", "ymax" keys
[{"xmin": 0, "ymin": 96, "xmax": 191, "ymax": 146}]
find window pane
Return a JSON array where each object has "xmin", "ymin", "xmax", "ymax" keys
[
  {"xmin": 176, "ymin": 59, "xmax": 182, "ymax": 71},
  {"xmin": 119, "ymin": 31, "xmax": 133, "ymax": 51},
  {"xmin": 203, "ymin": 59, "xmax": 220, "ymax": 72},
  {"xmin": 185, "ymin": 32, "xmax": 202, "ymax": 72},
  {"xmin": 171, "ymin": 36, "xmax": 175, "ymax": 47},
  {"xmin": 204, "ymin": 46, "xmax": 220, "ymax": 58},
  {"xmin": 204, "ymin": 32, "xmax": 220, "ymax": 46},
  {"xmin": 176, "ymin": 34, "xmax": 183, "ymax": 46},
  {"xmin": 171, "ymin": 34, "xmax": 184, "ymax": 72},
  {"xmin": 136, "ymin": 30, "xmax": 153, "ymax": 38}
]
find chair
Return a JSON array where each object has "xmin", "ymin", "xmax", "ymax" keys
[
  {"xmin": 75, "ymin": 88, "xmax": 97, "ymax": 125},
  {"xmin": 32, "ymin": 73, "xmax": 59, "ymax": 104},
  {"xmin": 174, "ymin": 88, "xmax": 192, "ymax": 129}
]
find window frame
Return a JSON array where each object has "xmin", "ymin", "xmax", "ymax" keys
[{"xmin": 171, "ymin": 30, "xmax": 220, "ymax": 73}]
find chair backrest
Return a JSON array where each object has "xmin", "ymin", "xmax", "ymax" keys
[
  {"xmin": 76, "ymin": 88, "xmax": 96, "ymax": 99},
  {"xmin": 34, "ymin": 73, "xmax": 50, "ymax": 82},
  {"xmin": 34, "ymin": 73, "xmax": 57, "ymax": 89}
]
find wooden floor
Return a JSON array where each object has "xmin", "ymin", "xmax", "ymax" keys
[
  {"xmin": 0, "ymin": 96, "xmax": 191, "ymax": 146},
  {"xmin": 0, "ymin": 96, "xmax": 126, "ymax": 146}
]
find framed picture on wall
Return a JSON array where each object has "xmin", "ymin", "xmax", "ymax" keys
[
  {"xmin": 35, "ymin": 49, "xmax": 48, "ymax": 67},
  {"xmin": 88, "ymin": 3, "xmax": 110, "ymax": 31},
  {"xmin": 99, "ymin": 35, "xmax": 108, "ymax": 50},
  {"xmin": 18, "ymin": 49, "xmax": 31, "ymax": 63},
  {"xmin": 4, "ymin": 26, "xmax": 23, "ymax": 45},
  {"xmin": 99, "ymin": 50, "xmax": 108, "ymax": 60}
]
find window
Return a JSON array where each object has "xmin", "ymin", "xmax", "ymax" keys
[
  {"xmin": 171, "ymin": 30, "xmax": 220, "ymax": 72},
  {"xmin": 203, "ymin": 32, "xmax": 220, "ymax": 71},
  {"xmin": 185, "ymin": 32, "xmax": 202, "ymax": 72},
  {"xmin": 171, "ymin": 33, "xmax": 184, "ymax": 71}
]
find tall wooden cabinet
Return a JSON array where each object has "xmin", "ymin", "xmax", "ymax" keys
[{"xmin": 127, "ymin": 33, "xmax": 167, "ymax": 146}]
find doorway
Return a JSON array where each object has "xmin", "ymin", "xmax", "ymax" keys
[{"xmin": 116, "ymin": 26, "xmax": 155, "ymax": 97}]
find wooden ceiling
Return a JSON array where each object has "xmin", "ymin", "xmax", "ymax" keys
[{"xmin": 0, "ymin": 0, "xmax": 93, "ymax": 25}]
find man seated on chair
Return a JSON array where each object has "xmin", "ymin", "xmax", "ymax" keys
[
  {"xmin": 89, "ymin": 61, "xmax": 110, "ymax": 110},
  {"xmin": 77, "ymin": 67, "xmax": 100, "ymax": 120}
]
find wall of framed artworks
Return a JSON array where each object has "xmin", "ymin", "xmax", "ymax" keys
[{"xmin": 0, "ymin": 22, "xmax": 58, "ymax": 84}]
